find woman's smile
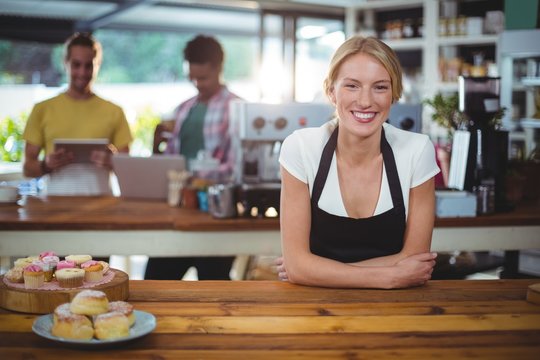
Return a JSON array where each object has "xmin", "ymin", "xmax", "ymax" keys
[{"xmin": 352, "ymin": 111, "xmax": 377, "ymax": 123}]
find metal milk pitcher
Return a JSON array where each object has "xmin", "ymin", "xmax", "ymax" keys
[{"xmin": 207, "ymin": 184, "xmax": 238, "ymax": 218}]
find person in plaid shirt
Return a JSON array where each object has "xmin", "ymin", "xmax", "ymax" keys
[{"xmin": 146, "ymin": 35, "xmax": 240, "ymax": 280}]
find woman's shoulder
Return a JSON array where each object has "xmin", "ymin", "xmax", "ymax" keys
[{"xmin": 281, "ymin": 119, "xmax": 336, "ymax": 163}]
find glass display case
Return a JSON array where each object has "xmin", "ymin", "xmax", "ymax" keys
[{"xmin": 498, "ymin": 29, "xmax": 540, "ymax": 159}]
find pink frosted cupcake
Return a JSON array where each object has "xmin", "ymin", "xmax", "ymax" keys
[
  {"xmin": 23, "ymin": 264, "xmax": 44, "ymax": 289},
  {"xmin": 56, "ymin": 260, "xmax": 76, "ymax": 270},
  {"xmin": 32, "ymin": 260, "xmax": 54, "ymax": 282},
  {"xmin": 81, "ymin": 260, "xmax": 104, "ymax": 282},
  {"xmin": 39, "ymin": 251, "xmax": 57, "ymax": 260}
]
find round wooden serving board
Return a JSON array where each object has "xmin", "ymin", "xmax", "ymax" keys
[{"xmin": 0, "ymin": 269, "xmax": 129, "ymax": 314}]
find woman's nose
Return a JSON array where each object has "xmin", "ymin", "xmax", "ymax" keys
[{"xmin": 357, "ymin": 89, "xmax": 372, "ymax": 108}]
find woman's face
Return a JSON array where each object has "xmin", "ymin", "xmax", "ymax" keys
[
  {"xmin": 65, "ymin": 45, "xmax": 99, "ymax": 95},
  {"xmin": 329, "ymin": 52, "xmax": 393, "ymax": 139}
]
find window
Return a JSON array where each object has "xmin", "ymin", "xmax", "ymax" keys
[{"xmin": 259, "ymin": 11, "xmax": 344, "ymax": 103}]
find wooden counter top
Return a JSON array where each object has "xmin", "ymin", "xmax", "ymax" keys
[
  {"xmin": 1, "ymin": 196, "xmax": 539, "ymax": 257},
  {"xmin": 0, "ymin": 195, "xmax": 280, "ymax": 231},
  {"xmin": 0, "ymin": 195, "xmax": 539, "ymax": 231},
  {"xmin": 0, "ymin": 279, "xmax": 539, "ymax": 359}
]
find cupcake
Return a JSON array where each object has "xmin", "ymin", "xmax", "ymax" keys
[
  {"xmin": 98, "ymin": 261, "xmax": 110, "ymax": 274},
  {"xmin": 4, "ymin": 267, "xmax": 24, "ymax": 283},
  {"xmin": 56, "ymin": 260, "xmax": 76, "ymax": 270},
  {"xmin": 32, "ymin": 260, "xmax": 54, "ymax": 282},
  {"xmin": 81, "ymin": 260, "xmax": 104, "ymax": 283},
  {"xmin": 13, "ymin": 257, "xmax": 34, "ymax": 268},
  {"xmin": 55, "ymin": 268, "xmax": 85, "ymax": 288},
  {"xmin": 39, "ymin": 251, "xmax": 57, "ymax": 260},
  {"xmin": 23, "ymin": 264, "xmax": 44, "ymax": 289},
  {"xmin": 41, "ymin": 255, "xmax": 59, "ymax": 281},
  {"xmin": 65, "ymin": 255, "xmax": 92, "ymax": 267}
]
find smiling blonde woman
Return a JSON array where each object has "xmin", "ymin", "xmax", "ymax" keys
[{"xmin": 277, "ymin": 35, "xmax": 440, "ymax": 289}]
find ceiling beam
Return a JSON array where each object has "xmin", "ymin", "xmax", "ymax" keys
[{"xmin": 75, "ymin": 0, "xmax": 159, "ymax": 32}]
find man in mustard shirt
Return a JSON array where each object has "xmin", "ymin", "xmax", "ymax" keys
[{"xmin": 23, "ymin": 32, "xmax": 132, "ymax": 195}]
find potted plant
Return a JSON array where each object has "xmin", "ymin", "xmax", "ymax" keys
[
  {"xmin": 0, "ymin": 113, "xmax": 27, "ymax": 162},
  {"xmin": 423, "ymin": 92, "xmax": 467, "ymax": 143}
]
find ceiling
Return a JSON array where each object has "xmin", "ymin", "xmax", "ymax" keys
[{"xmin": 0, "ymin": 0, "xmax": 349, "ymax": 44}]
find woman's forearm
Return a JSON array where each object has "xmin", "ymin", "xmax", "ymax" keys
[{"xmin": 285, "ymin": 253, "xmax": 398, "ymax": 289}]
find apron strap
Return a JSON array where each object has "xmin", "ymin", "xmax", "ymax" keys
[
  {"xmin": 380, "ymin": 128, "xmax": 405, "ymax": 211},
  {"xmin": 311, "ymin": 125, "xmax": 339, "ymax": 205}
]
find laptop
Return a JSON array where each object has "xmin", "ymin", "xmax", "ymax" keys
[{"xmin": 112, "ymin": 154, "xmax": 186, "ymax": 200}]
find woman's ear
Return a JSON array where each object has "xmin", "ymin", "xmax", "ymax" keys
[{"xmin": 327, "ymin": 87, "xmax": 336, "ymax": 106}]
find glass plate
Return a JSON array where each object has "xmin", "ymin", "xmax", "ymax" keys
[{"xmin": 32, "ymin": 310, "xmax": 156, "ymax": 348}]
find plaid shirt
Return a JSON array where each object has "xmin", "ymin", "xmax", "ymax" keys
[{"xmin": 165, "ymin": 86, "xmax": 240, "ymax": 180}]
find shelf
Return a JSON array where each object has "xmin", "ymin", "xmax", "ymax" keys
[
  {"xmin": 382, "ymin": 37, "xmax": 424, "ymax": 50},
  {"xmin": 437, "ymin": 34, "xmax": 499, "ymax": 46},
  {"xmin": 509, "ymin": 132, "xmax": 527, "ymax": 140},
  {"xmin": 512, "ymin": 82, "xmax": 527, "ymax": 91},
  {"xmin": 353, "ymin": 0, "xmax": 424, "ymax": 11},
  {"xmin": 520, "ymin": 118, "xmax": 540, "ymax": 128},
  {"xmin": 521, "ymin": 77, "xmax": 540, "ymax": 87}
]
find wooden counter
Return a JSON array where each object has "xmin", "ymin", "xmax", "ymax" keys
[
  {"xmin": 0, "ymin": 196, "xmax": 539, "ymax": 259},
  {"xmin": 1, "ymin": 195, "xmax": 539, "ymax": 230},
  {"xmin": 0, "ymin": 279, "xmax": 539, "ymax": 359}
]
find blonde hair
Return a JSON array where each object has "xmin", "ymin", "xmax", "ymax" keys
[{"xmin": 323, "ymin": 35, "xmax": 403, "ymax": 103}]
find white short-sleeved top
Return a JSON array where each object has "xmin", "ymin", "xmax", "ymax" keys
[{"xmin": 279, "ymin": 119, "xmax": 440, "ymax": 218}]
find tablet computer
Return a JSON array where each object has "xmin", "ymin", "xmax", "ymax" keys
[{"xmin": 53, "ymin": 138, "xmax": 110, "ymax": 164}]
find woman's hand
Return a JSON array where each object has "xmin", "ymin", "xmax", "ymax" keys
[
  {"xmin": 275, "ymin": 256, "xmax": 288, "ymax": 281},
  {"xmin": 391, "ymin": 252, "xmax": 437, "ymax": 288}
]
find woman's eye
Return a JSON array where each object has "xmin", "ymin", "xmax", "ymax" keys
[
  {"xmin": 375, "ymin": 85, "xmax": 389, "ymax": 91},
  {"xmin": 345, "ymin": 83, "xmax": 357, "ymax": 89}
]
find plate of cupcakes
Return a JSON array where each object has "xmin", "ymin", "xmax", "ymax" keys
[{"xmin": 32, "ymin": 289, "xmax": 156, "ymax": 348}]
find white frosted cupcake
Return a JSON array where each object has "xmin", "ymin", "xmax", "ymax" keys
[
  {"xmin": 55, "ymin": 268, "xmax": 85, "ymax": 288},
  {"xmin": 99, "ymin": 261, "xmax": 110, "ymax": 274},
  {"xmin": 13, "ymin": 257, "xmax": 34, "ymax": 268},
  {"xmin": 65, "ymin": 255, "xmax": 92, "ymax": 267}
]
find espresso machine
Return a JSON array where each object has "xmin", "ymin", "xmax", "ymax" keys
[
  {"xmin": 230, "ymin": 101, "xmax": 334, "ymax": 217},
  {"xmin": 458, "ymin": 76, "xmax": 509, "ymax": 212}
]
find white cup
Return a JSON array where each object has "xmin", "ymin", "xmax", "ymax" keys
[{"xmin": 0, "ymin": 185, "xmax": 19, "ymax": 202}]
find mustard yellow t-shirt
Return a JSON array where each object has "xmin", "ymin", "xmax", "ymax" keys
[{"xmin": 23, "ymin": 93, "xmax": 133, "ymax": 154}]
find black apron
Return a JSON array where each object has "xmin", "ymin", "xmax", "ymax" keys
[{"xmin": 310, "ymin": 126, "xmax": 406, "ymax": 263}]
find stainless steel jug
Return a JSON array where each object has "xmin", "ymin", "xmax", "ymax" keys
[{"xmin": 207, "ymin": 184, "xmax": 238, "ymax": 218}]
